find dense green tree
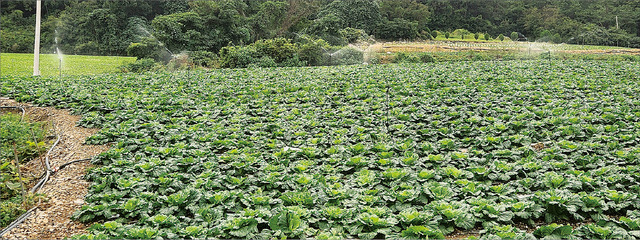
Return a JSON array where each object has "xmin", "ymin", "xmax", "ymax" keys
[
  {"xmin": 3, "ymin": 0, "xmax": 640, "ymax": 54},
  {"xmin": 249, "ymin": 1, "xmax": 288, "ymax": 41},
  {"xmin": 376, "ymin": 18, "xmax": 420, "ymax": 40},
  {"xmin": 379, "ymin": 0, "xmax": 430, "ymax": 29},
  {"xmin": 152, "ymin": 0, "xmax": 251, "ymax": 53},
  {"xmin": 311, "ymin": 0, "xmax": 382, "ymax": 35}
]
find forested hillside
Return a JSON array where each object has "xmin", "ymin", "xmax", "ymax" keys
[{"xmin": 2, "ymin": 0, "xmax": 639, "ymax": 56}]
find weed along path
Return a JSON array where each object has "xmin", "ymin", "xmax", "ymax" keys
[{"xmin": 1, "ymin": 98, "xmax": 109, "ymax": 239}]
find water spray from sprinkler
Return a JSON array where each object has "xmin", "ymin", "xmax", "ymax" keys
[{"xmin": 54, "ymin": 29, "xmax": 63, "ymax": 77}]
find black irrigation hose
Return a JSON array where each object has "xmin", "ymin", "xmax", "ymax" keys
[
  {"xmin": 54, "ymin": 158, "xmax": 91, "ymax": 173},
  {"xmin": 0, "ymin": 105, "xmax": 94, "ymax": 236}
]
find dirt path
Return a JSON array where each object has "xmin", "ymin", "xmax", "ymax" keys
[{"xmin": 1, "ymin": 98, "xmax": 109, "ymax": 239}]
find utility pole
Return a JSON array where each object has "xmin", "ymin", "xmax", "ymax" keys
[{"xmin": 33, "ymin": 0, "xmax": 42, "ymax": 76}]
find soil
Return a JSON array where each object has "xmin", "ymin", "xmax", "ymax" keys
[{"xmin": 1, "ymin": 97, "xmax": 109, "ymax": 239}]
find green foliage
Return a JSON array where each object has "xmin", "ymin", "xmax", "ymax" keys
[
  {"xmin": 329, "ymin": 47, "xmax": 363, "ymax": 65},
  {"xmin": 380, "ymin": 0, "xmax": 430, "ymax": 30},
  {"xmin": 4, "ymin": 61, "xmax": 640, "ymax": 238},
  {"xmin": 475, "ymin": 33, "xmax": 480, "ymax": 40},
  {"xmin": 401, "ymin": 225, "xmax": 444, "ymax": 239},
  {"xmin": 452, "ymin": 29, "xmax": 472, "ymax": 39},
  {"xmin": 308, "ymin": 0, "xmax": 381, "ymax": 44},
  {"xmin": 0, "ymin": 113, "xmax": 48, "ymax": 228},
  {"xmin": 306, "ymin": 13, "xmax": 345, "ymax": 45},
  {"xmin": 533, "ymin": 223, "xmax": 574, "ymax": 239},
  {"xmin": 296, "ymin": 36, "xmax": 330, "ymax": 66},
  {"xmin": 444, "ymin": 32, "xmax": 450, "ymax": 39},
  {"xmin": 511, "ymin": 32, "xmax": 518, "ymax": 41},
  {"xmin": 4, "ymin": 0, "xmax": 640, "ymax": 55},
  {"xmin": 1, "ymin": 194, "xmax": 47, "ymax": 228},
  {"xmin": 249, "ymin": 1, "xmax": 288, "ymax": 41},
  {"xmin": 250, "ymin": 56, "xmax": 278, "ymax": 68},
  {"xmin": 480, "ymin": 225, "xmax": 535, "ymax": 239},
  {"xmin": 316, "ymin": 0, "xmax": 381, "ymax": 34},
  {"xmin": 419, "ymin": 54, "xmax": 435, "ymax": 63},
  {"xmin": 187, "ymin": 51, "xmax": 218, "ymax": 68},
  {"xmin": 0, "ymin": 10, "xmax": 34, "ymax": 53},
  {"xmin": 0, "ymin": 199, "xmax": 24, "ymax": 228},
  {"xmin": 126, "ymin": 37, "xmax": 170, "ymax": 62},
  {"xmin": 254, "ymin": 38, "xmax": 297, "ymax": 63},
  {"xmin": 432, "ymin": 31, "xmax": 438, "ymax": 38},
  {"xmin": 339, "ymin": 28, "xmax": 369, "ymax": 44},
  {"xmin": 483, "ymin": 33, "xmax": 491, "ymax": 41},
  {"xmin": 219, "ymin": 45, "xmax": 258, "ymax": 68},
  {"xmin": 376, "ymin": 18, "xmax": 420, "ymax": 40},
  {"xmin": 0, "ymin": 113, "xmax": 48, "ymax": 164},
  {"xmin": 498, "ymin": 34, "xmax": 505, "ymax": 41},
  {"xmin": 269, "ymin": 209, "xmax": 304, "ymax": 238},
  {"xmin": 393, "ymin": 53, "xmax": 435, "ymax": 63},
  {"xmin": 119, "ymin": 58, "xmax": 160, "ymax": 73},
  {"xmin": 152, "ymin": 2, "xmax": 250, "ymax": 54}
]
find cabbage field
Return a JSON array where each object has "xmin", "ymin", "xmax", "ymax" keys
[{"xmin": 2, "ymin": 60, "xmax": 640, "ymax": 239}]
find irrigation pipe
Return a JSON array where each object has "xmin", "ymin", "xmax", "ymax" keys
[
  {"xmin": 54, "ymin": 158, "xmax": 91, "ymax": 173},
  {"xmin": 29, "ymin": 133, "xmax": 59, "ymax": 193},
  {"xmin": 0, "ymin": 207, "xmax": 37, "ymax": 237},
  {"xmin": 0, "ymin": 105, "xmax": 93, "ymax": 237},
  {"xmin": 0, "ymin": 106, "xmax": 26, "ymax": 121}
]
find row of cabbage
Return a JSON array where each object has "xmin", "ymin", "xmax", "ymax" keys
[{"xmin": 1, "ymin": 61, "xmax": 640, "ymax": 239}]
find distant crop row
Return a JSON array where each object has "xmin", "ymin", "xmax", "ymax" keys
[{"xmin": 2, "ymin": 61, "xmax": 640, "ymax": 239}]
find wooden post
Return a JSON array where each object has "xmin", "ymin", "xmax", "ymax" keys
[{"xmin": 13, "ymin": 143, "xmax": 26, "ymax": 203}]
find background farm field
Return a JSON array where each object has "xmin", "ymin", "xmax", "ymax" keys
[
  {"xmin": 0, "ymin": 53, "xmax": 136, "ymax": 76},
  {"xmin": 372, "ymin": 41, "xmax": 640, "ymax": 63},
  {"xmin": 2, "ymin": 61, "xmax": 640, "ymax": 239}
]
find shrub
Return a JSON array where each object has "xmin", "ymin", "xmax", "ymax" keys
[
  {"xmin": 498, "ymin": 34, "xmax": 505, "ymax": 41},
  {"xmin": 419, "ymin": 53, "xmax": 435, "ymax": 63},
  {"xmin": 188, "ymin": 51, "xmax": 217, "ymax": 68},
  {"xmin": 474, "ymin": 33, "xmax": 480, "ymax": 40},
  {"xmin": 296, "ymin": 36, "xmax": 330, "ymax": 66},
  {"xmin": 432, "ymin": 31, "xmax": 438, "ymax": 38},
  {"xmin": 280, "ymin": 54, "xmax": 306, "ymax": 67},
  {"xmin": 452, "ymin": 29, "xmax": 472, "ymax": 39},
  {"xmin": 219, "ymin": 45, "xmax": 258, "ymax": 68},
  {"xmin": 421, "ymin": 31, "xmax": 434, "ymax": 40},
  {"xmin": 331, "ymin": 47, "xmax": 363, "ymax": 65},
  {"xmin": 254, "ymin": 38, "xmax": 297, "ymax": 63},
  {"xmin": 126, "ymin": 37, "xmax": 170, "ymax": 62},
  {"xmin": 510, "ymin": 32, "xmax": 518, "ymax": 41},
  {"xmin": 445, "ymin": 32, "xmax": 450, "ymax": 39},
  {"xmin": 166, "ymin": 55, "xmax": 192, "ymax": 71},
  {"xmin": 339, "ymin": 27, "xmax": 369, "ymax": 44},
  {"xmin": 120, "ymin": 58, "xmax": 159, "ymax": 73},
  {"xmin": 250, "ymin": 56, "xmax": 277, "ymax": 68},
  {"xmin": 483, "ymin": 33, "xmax": 491, "ymax": 41}
]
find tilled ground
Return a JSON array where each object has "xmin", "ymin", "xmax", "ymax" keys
[{"xmin": 1, "ymin": 98, "xmax": 109, "ymax": 239}]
